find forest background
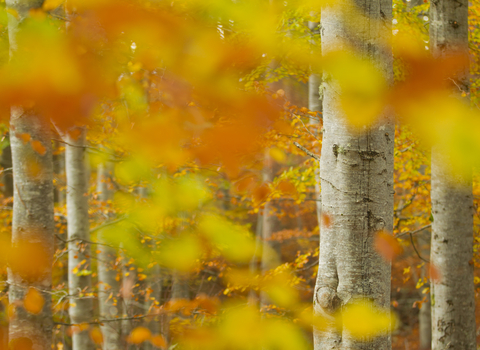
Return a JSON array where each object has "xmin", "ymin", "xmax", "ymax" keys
[{"xmin": 0, "ymin": 0, "xmax": 477, "ymax": 349}]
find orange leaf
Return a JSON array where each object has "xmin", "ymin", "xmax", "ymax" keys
[
  {"xmin": 90, "ymin": 327, "xmax": 103, "ymax": 345},
  {"xmin": 429, "ymin": 263, "xmax": 442, "ymax": 283},
  {"xmin": 23, "ymin": 288, "xmax": 44, "ymax": 315},
  {"xmin": 253, "ymin": 183, "xmax": 270, "ymax": 203},
  {"xmin": 16, "ymin": 133, "xmax": 31, "ymax": 144},
  {"xmin": 31, "ymin": 140, "xmax": 46, "ymax": 156},
  {"xmin": 374, "ymin": 230, "xmax": 403, "ymax": 262},
  {"xmin": 150, "ymin": 334, "xmax": 167, "ymax": 348},
  {"xmin": 277, "ymin": 180, "xmax": 297, "ymax": 196},
  {"xmin": 321, "ymin": 213, "xmax": 332, "ymax": 229},
  {"xmin": 128, "ymin": 327, "xmax": 152, "ymax": 344}
]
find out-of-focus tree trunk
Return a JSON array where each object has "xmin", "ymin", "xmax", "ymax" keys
[
  {"xmin": 6, "ymin": 0, "xmax": 55, "ymax": 348},
  {"xmin": 97, "ymin": 163, "xmax": 123, "ymax": 350},
  {"xmin": 65, "ymin": 127, "xmax": 94, "ymax": 350}
]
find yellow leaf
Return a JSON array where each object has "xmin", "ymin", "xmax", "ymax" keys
[
  {"xmin": 89, "ymin": 327, "xmax": 103, "ymax": 345},
  {"xmin": 6, "ymin": 8, "xmax": 19, "ymax": 20},
  {"xmin": 158, "ymin": 234, "xmax": 201, "ymax": 272},
  {"xmin": 42, "ymin": 0, "xmax": 64, "ymax": 11},
  {"xmin": 336, "ymin": 299, "xmax": 395, "ymax": 339},
  {"xmin": 199, "ymin": 215, "xmax": 257, "ymax": 263},
  {"xmin": 128, "ymin": 327, "xmax": 152, "ymax": 344},
  {"xmin": 23, "ymin": 288, "xmax": 44, "ymax": 315}
]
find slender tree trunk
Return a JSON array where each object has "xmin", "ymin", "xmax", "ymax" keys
[
  {"xmin": 8, "ymin": 109, "xmax": 55, "ymax": 349},
  {"xmin": 6, "ymin": 0, "xmax": 55, "ymax": 348},
  {"xmin": 65, "ymin": 127, "xmax": 94, "ymax": 349},
  {"xmin": 314, "ymin": 0, "xmax": 394, "ymax": 348},
  {"xmin": 429, "ymin": 0, "xmax": 476, "ymax": 348},
  {"xmin": 308, "ymin": 19, "xmax": 322, "ymax": 227},
  {"xmin": 1, "ymin": 142, "xmax": 13, "ymax": 198},
  {"xmin": 97, "ymin": 163, "xmax": 123, "ymax": 350}
]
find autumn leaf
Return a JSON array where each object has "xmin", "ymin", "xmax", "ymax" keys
[
  {"xmin": 150, "ymin": 334, "xmax": 167, "ymax": 348},
  {"xmin": 31, "ymin": 140, "xmax": 47, "ymax": 156},
  {"xmin": 23, "ymin": 288, "xmax": 44, "ymax": 315},
  {"xmin": 128, "ymin": 327, "xmax": 152, "ymax": 344},
  {"xmin": 321, "ymin": 213, "xmax": 332, "ymax": 229},
  {"xmin": 90, "ymin": 327, "xmax": 103, "ymax": 345},
  {"xmin": 429, "ymin": 263, "xmax": 442, "ymax": 283},
  {"xmin": 374, "ymin": 230, "xmax": 403, "ymax": 262},
  {"xmin": 337, "ymin": 299, "xmax": 396, "ymax": 339},
  {"xmin": 42, "ymin": 0, "xmax": 64, "ymax": 11},
  {"xmin": 277, "ymin": 179, "xmax": 297, "ymax": 196},
  {"xmin": 16, "ymin": 133, "xmax": 31, "ymax": 144}
]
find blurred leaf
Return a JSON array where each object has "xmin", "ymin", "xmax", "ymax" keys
[
  {"xmin": 336, "ymin": 299, "xmax": 395, "ymax": 340},
  {"xmin": 23, "ymin": 288, "xmax": 44, "ymax": 315},
  {"xmin": 128, "ymin": 327, "xmax": 152, "ymax": 344},
  {"xmin": 199, "ymin": 215, "xmax": 256, "ymax": 263},
  {"xmin": 375, "ymin": 230, "xmax": 403, "ymax": 262}
]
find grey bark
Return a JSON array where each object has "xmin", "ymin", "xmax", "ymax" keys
[
  {"xmin": 429, "ymin": 0, "xmax": 476, "ymax": 348},
  {"xmin": 1, "ymin": 142, "xmax": 13, "ymax": 198},
  {"xmin": 53, "ymin": 141, "xmax": 66, "ymax": 205},
  {"xmin": 419, "ymin": 296, "xmax": 431, "ymax": 350},
  {"xmin": 308, "ymin": 19, "xmax": 322, "ymax": 227},
  {"xmin": 430, "ymin": 156, "xmax": 475, "ymax": 349},
  {"xmin": 97, "ymin": 163, "xmax": 123, "ymax": 350},
  {"xmin": 8, "ymin": 108, "xmax": 55, "ymax": 350},
  {"xmin": 65, "ymin": 127, "xmax": 94, "ymax": 350},
  {"xmin": 314, "ymin": 0, "xmax": 394, "ymax": 348},
  {"xmin": 6, "ymin": 0, "xmax": 55, "ymax": 349}
]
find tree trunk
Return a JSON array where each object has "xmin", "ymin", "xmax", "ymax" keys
[
  {"xmin": 8, "ymin": 109, "xmax": 55, "ymax": 350},
  {"xmin": 429, "ymin": 0, "xmax": 476, "ymax": 348},
  {"xmin": 6, "ymin": 0, "xmax": 55, "ymax": 348},
  {"xmin": 314, "ymin": 0, "xmax": 394, "ymax": 348},
  {"xmin": 97, "ymin": 163, "xmax": 123, "ymax": 350},
  {"xmin": 65, "ymin": 127, "xmax": 94, "ymax": 350},
  {"xmin": 308, "ymin": 19, "xmax": 322, "ymax": 227},
  {"xmin": 430, "ymin": 155, "xmax": 475, "ymax": 349}
]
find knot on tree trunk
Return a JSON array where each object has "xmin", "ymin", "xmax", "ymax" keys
[{"xmin": 315, "ymin": 287, "xmax": 341, "ymax": 315}]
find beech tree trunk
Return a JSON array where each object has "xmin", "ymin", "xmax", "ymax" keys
[
  {"xmin": 8, "ymin": 109, "xmax": 55, "ymax": 349},
  {"xmin": 314, "ymin": 0, "xmax": 394, "ymax": 348},
  {"xmin": 64, "ymin": 127, "xmax": 94, "ymax": 350},
  {"xmin": 6, "ymin": 1, "xmax": 55, "ymax": 349},
  {"xmin": 429, "ymin": 0, "xmax": 476, "ymax": 348},
  {"xmin": 308, "ymin": 19, "xmax": 322, "ymax": 226},
  {"xmin": 97, "ymin": 163, "xmax": 123, "ymax": 350}
]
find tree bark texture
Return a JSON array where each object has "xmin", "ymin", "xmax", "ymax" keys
[
  {"xmin": 314, "ymin": 0, "xmax": 394, "ymax": 348},
  {"xmin": 97, "ymin": 163, "xmax": 123, "ymax": 350},
  {"xmin": 308, "ymin": 18, "xmax": 322, "ymax": 227},
  {"xmin": 8, "ymin": 109, "xmax": 55, "ymax": 350},
  {"xmin": 65, "ymin": 127, "xmax": 94, "ymax": 350},
  {"xmin": 6, "ymin": 0, "xmax": 55, "ymax": 348},
  {"xmin": 430, "ymin": 154, "xmax": 475, "ymax": 349},
  {"xmin": 429, "ymin": 0, "xmax": 476, "ymax": 347}
]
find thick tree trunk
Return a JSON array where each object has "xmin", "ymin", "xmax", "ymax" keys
[
  {"xmin": 65, "ymin": 127, "xmax": 94, "ymax": 350},
  {"xmin": 97, "ymin": 163, "xmax": 123, "ymax": 350},
  {"xmin": 314, "ymin": 0, "xmax": 394, "ymax": 348},
  {"xmin": 8, "ymin": 109, "xmax": 55, "ymax": 350},
  {"xmin": 429, "ymin": 0, "xmax": 476, "ymax": 348}
]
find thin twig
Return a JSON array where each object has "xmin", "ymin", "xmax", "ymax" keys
[
  {"xmin": 293, "ymin": 142, "xmax": 321, "ymax": 162},
  {"xmin": 409, "ymin": 232, "xmax": 429, "ymax": 263},
  {"xmin": 395, "ymin": 224, "xmax": 431, "ymax": 238},
  {"xmin": 54, "ymin": 313, "xmax": 161, "ymax": 326},
  {"xmin": 90, "ymin": 216, "xmax": 127, "ymax": 234}
]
